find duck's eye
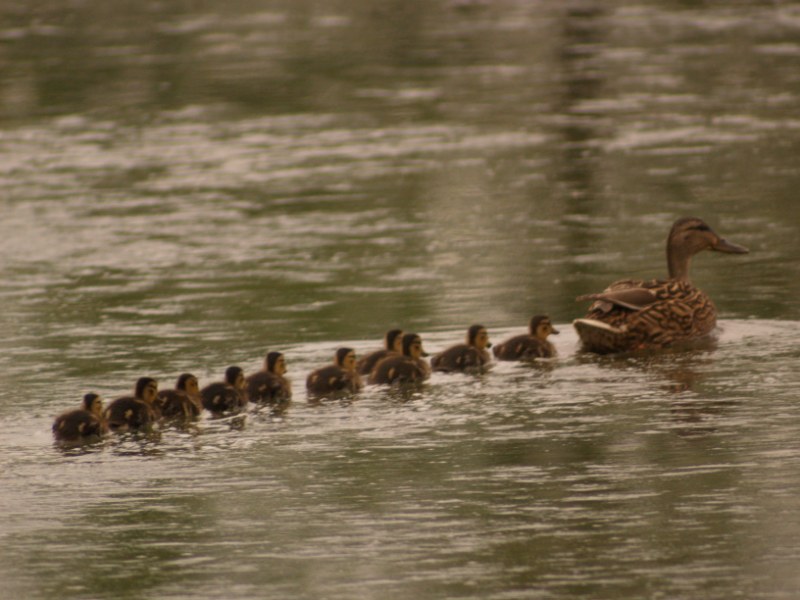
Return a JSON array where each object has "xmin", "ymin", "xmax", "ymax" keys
[{"xmin": 692, "ymin": 224, "xmax": 711, "ymax": 232}]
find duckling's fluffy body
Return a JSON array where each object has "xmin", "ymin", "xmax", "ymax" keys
[
  {"xmin": 369, "ymin": 333, "xmax": 431, "ymax": 385},
  {"xmin": 247, "ymin": 352, "xmax": 292, "ymax": 407},
  {"xmin": 247, "ymin": 371, "xmax": 292, "ymax": 405},
  {"xmin": 431, "ymin": 345, "xmax": 490, "ymax": 372},
  {"xmin": 306, "ymin": 365, "xmax": 361, "ymax": 395},
  {"xmin": 53, "ymin": 394, "xmax": 107, "ymax": 443},
  {"xmin": 357, "ymin": 329, "xmax": 404, "ymax": 376},
  {"xmin": 493, "ymin": 316, "xmax": 559, "ymax": 360},
  {"xmin": 104, "ymin": 396, "xmax": 158, "ymax": 432},
  {"xmin": 104, "ymin": 378, "xmax": 159, "ymax": 432},
  {"xmin": 156, "ymin": 390, "xmax": 201, "ymax": 420},
  {"xmin": 493, "ymin": 335, "xmax": 555, "ymax": 360}
]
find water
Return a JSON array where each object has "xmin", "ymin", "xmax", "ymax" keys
[{"xmin": 1, "ymin": 1, "xmax": 800, "ymax": 598}]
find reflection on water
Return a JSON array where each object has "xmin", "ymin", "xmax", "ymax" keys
[{"xmin": 2, "ymin": 1, "xmax": 800, "ymax": 599}]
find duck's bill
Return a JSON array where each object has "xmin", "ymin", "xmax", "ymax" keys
[
  {"xmin": 551, "ymin": 327, "xmax": 561, "ymax": 335},
  {"xmin": 713, "ymin": 238, "xmax": 749, "ymax": 254}
]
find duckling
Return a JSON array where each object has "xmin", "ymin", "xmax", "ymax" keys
[
  {"xmin": 431, "ymin": 324, "xmax": 492, "ymax": 373},
  {"xmin": 369, "ymin": 333, "xmax": 431, "ymax": 385},
  {"xmin": 356, "ymin": 329, "xmax": 404, "ymax": 376},
  {"xmin": 306, "ymin": 348, "xmax": 363, "ymax": 397},
  {"xmin": 201, "ymin": 366, "xmax": 248, "ymax": 415},
  {"xmin": 104, "ymin": 377, "xmax": 160, "ymax": 433},
  {"xmin": 574, "ymin": 217, "xmax": 749, "ymax": 354},
  {"xmin": 246, "ymin": 351, "xmax": 292, "ymax": 407},
  {"xmin": 52, "ymin": 393, "xmax": 108, "ymax": 443},
  {"xmin": 493, "ymin": 315, "xmax": 559, "ymax": 360},
  {"xmin": 155, "ymin": 373, "xmax": 202, "ymax": 420}
]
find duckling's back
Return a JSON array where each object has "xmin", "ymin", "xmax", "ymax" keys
[
  {"xmin": 104, "ymin": 397, "xmax": 157, "ymax": 432},
  {"xmin": 53, "ymin": 409, "xmax": 106, "ymax": 442},
  {"xmin": 431, "ymin": 344, "xmax": 490, "ymax": 373},
  {"xmin": 369, "ymin": 356, "xmax": 430, "ymax": 385}
]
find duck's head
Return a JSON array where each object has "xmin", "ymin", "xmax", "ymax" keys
[
  {"xmin": 667, "ymin": 217, "xmax": 749, "ymax": 281},
  {"xmin": 267, "ymin": 352, "xmax": 287, "ymax": 376},
  {"xmin": 135, "ymin": 377, "xmax": 158, "ymax": 404},
  {"xmin": 529, "ymin": 315, "xmax": 559, "ymax": 340},
  {"xmin": 225, "ymin": 366, "xmax": 245, "ymax": 389},
  {"xmin": 385, "ymin": 329, "xmax": 404, "ymax": 353},
  {"xmin": 467, "ymin": 324, "xmax": 491, "ymax": 349},
  {"xmin": 82, "ymin": 393, "xmax": 103, "ymax": 416},
  {"xmin": 402, "ymin": 333, "xmax": 428, "ymax": 359},
  {"xmin": 176, "ymin": 373, "xmax": 199, "ymax": 395},
  {"xmin": 335, "ymin": 347, "xmax": 357, "ymax": 372}
]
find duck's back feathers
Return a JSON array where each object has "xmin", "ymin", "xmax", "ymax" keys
[
  {"xmin": 155, "ymin": 390, "xmax": 201, "ymax": 420},
  {"xmin": 306, "ymin": 366, "xmax": 361, "ymax": 396},
  {"xmin": 247, "ymin": 371, "xmax": 292, "ymax": 405},
  {"xmin": 53, "ymin": 409, "xmax": 107, "ymax": 442},
  {"xmin": 104, "ymin": 397, "xmax": 158, "ymax": 432},
  {"xmin": 356, "ymin": 349, "xmax": 397, "ymax": 376},
  {"xmin": 431, "ymin": 344, "xmax": 490, "ymax": 373},
  {"xmin": 492, "ymin": 335, "xmax": 555, "ymax": 360},
  {"xmin": 369, "ymin": 356, "xmax": 430, "ymax": 385},
  {"xmin": 200, "ymin": 383, "xmax": 246, "ymax": 415},
  {"xmin": 576, "ymin": 278, "xmax": 717, "ymax": 354}
]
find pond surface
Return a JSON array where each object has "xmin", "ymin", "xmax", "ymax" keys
[{"xmin": 1, "ymin": 1, "xmax": 799, "ymax": 599}]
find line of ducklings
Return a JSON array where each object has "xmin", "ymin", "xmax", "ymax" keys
[
  {"xmin": 52, "ymin": 318, "xmax": 559, "ymax": 444},
  {"xmin": 54, "ymin": 216, "xmax": 750, "ymax": 444}
]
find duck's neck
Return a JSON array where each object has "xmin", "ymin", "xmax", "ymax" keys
[{"xmin": 667, "ymin": 244, "xmax": 692, "ymax": 282}]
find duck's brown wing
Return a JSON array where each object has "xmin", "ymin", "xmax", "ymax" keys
[
  {"xmin": 575, "ymin": 282, "xmax": 718, "ymax": 353},
  {"xmin": 577, "ymin": 287, "xmax": 659, "ymax": 312}
]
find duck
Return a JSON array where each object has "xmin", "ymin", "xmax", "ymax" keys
[
  {"xmin": 201, "ymin": 366, "xmax": 248, "ymax": 415},
  {"xmin": 431, "ymin": 324, "xmax": 492, "ymax": 373},
  {"xmin": 369, "ymin": 333, "xmax": 431, "ymax": 385},
  {"xmin": 493, "ymin": 315, "xmax": 559, "ymax": 360},
  {"xmin": 306, "ymin": 347, "xmax": 363, "ymax": 397},
  {"xmin": 155, "ymin": 373, "xmax": 203, "ymax": 420},
  {"xmin": 356, "ymin": 329, "xmax": 404, "ymax": 376},
  {"xmin": 573, "ymin": 217, "xmax": 749, "ymax": 354},
  {"xmin": 52, "ymin": 393, "xmax": 108, "ymax": 443},
  {"xmin": 246, "ymin": 351, "xmax": 292, "ymax": 408},
  {"xmin": 104, "ymin": 377, "xmax": 160, "ymax": 432}
]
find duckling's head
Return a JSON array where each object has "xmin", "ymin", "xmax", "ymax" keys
[
  {"xmin": 267, "ymin": 352, "xmax": 287, "ymax": 376},
  {"xmin": 135, "ymin": 377, "xmax": 158, "ymax": 403},
  {"xmin": 385, "ymin": 329, "xmax": 404, "ymax": 353},
  {"xmin": 224, "ymin": 366, "xmax": 245, "ymax": 389},
  {"xmin": 402, "ymin": 333, "xmax": 428, "ymax": 359},
  {"xmin": 667, "ymin": 217, "xmax": 749, "ymax": 281},
  {"xmin": 82, "ymin": 393, "xmax": 103, "ymax": 416},
  {"xmin": 335, "ymin": 347, "xmax": 357, "ymax": 372},
  {"xmin": 176, "ymin": 373, "xmax": 199, "ymax": 395},
  {"xmin": 529, "ymin": 315, "xmax": 559, "ymax": 340},
  {"xmin": 467, "ymin": 324, "xmax": 491, "ymax": 349}
]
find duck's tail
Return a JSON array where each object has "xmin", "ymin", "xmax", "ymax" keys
[{"xmin": 572, "ymin": 318, "xmax": 628, "ymax": 354}]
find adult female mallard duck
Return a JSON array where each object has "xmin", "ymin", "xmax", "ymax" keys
[
  {"xmin": 246, "ymin": 351, "xmax": 292, "ymax": 408},
  {"xmin": 493, "ymin": 315, "xmax": 559, "ymax": 360},
  {"xmin": 431, "ymin": 324, "xmax": 492, "ymax": 373},
  {"xmin": 369, "ymin": 333, "xmax": 431, "ymax": 385},
  {"xmin": 53, "ymin": 393, "xmax": 108, "ymax": 443},
  {"xmin": 356, "ymin": 329, "xmax": 403, "ymax": 376},
  {"xmin": 573, "ymin": 217, "xmax": 748, "ymax": 354},
  {"xmin": 306, "ymin": 348, "xmax": 363, "ymax": 397}
]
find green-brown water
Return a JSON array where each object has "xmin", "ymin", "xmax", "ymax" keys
[{"xmin": 2, "ymin": 2, "xmax": 800, "ymax": 598}]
